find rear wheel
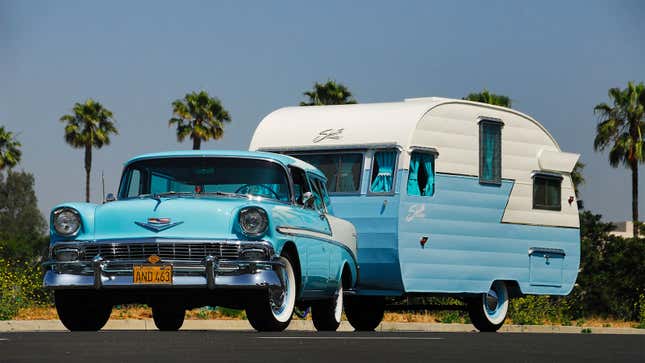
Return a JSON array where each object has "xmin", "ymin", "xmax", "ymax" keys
[
  {"xmin": 344, "ymin": 296, "xmax": 385, "ymax": 331},
  {"xmin": 468, "ymin": 281, "xmax": 509, "ymax": 332},
  {"xmin": 152, "ymin": 303, "xmax": 185, "ymax": 331},
  {"xmin": 55, "ymin": 290, "xmax": 112, "ymax": 331},
  {"xmin": 246, "ymin": 255, "xmax": 297, "ymax": 332},
  {"xmin": 312, "ymin": 283, "xmax": 343, "ymax": 331}
]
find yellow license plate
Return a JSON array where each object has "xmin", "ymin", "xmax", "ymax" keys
[{"xmin": 133, "ymin": 265, "xmax": 173, "ymax": 285}]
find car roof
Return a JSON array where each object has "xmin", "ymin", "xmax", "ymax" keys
[{"xmin": 124, "ymin": 150, "xmax": 326, "ymax": 180}]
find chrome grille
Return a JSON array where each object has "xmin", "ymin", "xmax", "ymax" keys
[{"xmin": 80, "ymin": 242, "xmax": 241, "ymax": 261}]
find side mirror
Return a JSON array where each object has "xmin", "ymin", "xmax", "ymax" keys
[
  {"xmin": 301, "ymin": 192, "xmax": 315, "ymax": 208},
  {"xmin": 105, "ymin": 193, "xmax": 116, "ymax": 203}
]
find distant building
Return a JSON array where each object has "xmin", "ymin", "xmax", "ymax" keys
[{"xmin": 609, "ymin": 221, "xmax": 640, "ymax": 238}]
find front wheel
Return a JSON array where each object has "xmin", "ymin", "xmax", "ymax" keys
[
  {"xmin": 312, "ymin": 284, "xmax": 343, "ymax": 331},
  {"xmin": 468, "ymin": 281, "xmax": 509, "ymax": 332},
  {"xmin": 344, "ymin": 296, "xmax": 385, "ymax": 331},
  {"xmin": 246, "ymin": 255, "xmax": 297, "ymax": 332},
  {"xmin": 55, "ymin": 290, "xmax": 112, "ymax": 331}
]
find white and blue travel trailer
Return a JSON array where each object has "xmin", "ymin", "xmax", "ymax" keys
[{"xmin": 250, "ymin": 97, "xmax": 580, "ymax": 331}]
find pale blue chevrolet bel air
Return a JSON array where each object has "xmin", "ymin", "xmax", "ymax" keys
[{"xmin": 43, "ymin": 150, "xmax": 358, "ymax": 332}]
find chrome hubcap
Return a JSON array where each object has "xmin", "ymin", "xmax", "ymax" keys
[
  {"xmin": 270, "ymin": 264, "xmax": 289, "ymax": 314},
  {"xmin": 485, "ymin": 289, "xmax": 499, "ymax": 311}
]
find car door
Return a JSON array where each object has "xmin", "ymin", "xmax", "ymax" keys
[
  {"xmin": 288, "ymin": 167, "xmax": 331, "ymax": 292},
  {"xmin": 307, "ymin": 174, "xmax": 336, "ymax": 290}
]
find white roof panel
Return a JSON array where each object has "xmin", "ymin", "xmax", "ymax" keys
[
  {"xmin": 249, "ymin": 100, "xmax": 444, "ymax": 151},
  {"xmin": 250, "ymin": 97, "xmax": 560, "ymax": 153}
]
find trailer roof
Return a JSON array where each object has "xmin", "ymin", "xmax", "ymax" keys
[{"xmin": 249, "ymin": 97, "xmax": 561, "ymax": 152}]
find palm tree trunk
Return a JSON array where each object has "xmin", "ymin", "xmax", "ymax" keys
[
  {"xmin": 632, "ymin": 160, "xmax": 639, "ymax": 238},
  {"xmin": 192, "ymin": 138, "xmax": 201, "ymax": 150},
  {"xmin": 85, "ymin": 144, "xmax": 92, "ymax": 202}
]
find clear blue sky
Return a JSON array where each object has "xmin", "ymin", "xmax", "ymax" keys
[{"xmin": 1, "ymin": 0, "xmax": 643, "ymax": 222}]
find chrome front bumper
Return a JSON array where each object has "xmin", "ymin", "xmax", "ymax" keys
[{"xmin": 43, "ymin": 239, "xmax": 283, "ymax": 290}]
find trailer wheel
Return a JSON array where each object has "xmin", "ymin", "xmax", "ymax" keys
[
  {"xmin": 344, "ymin": 296, "xmax": 385, "ymax": 331},
  {"xmin": 468, "ymin": 281, "xmax": 509, "ymax": 332}
]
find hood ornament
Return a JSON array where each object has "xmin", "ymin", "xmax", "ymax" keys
[
  {"xmin": 313, "ymin": 128, "xmax": 344, "ymax": 143},
  {"xmin": 135, "ymin": 217, "xmax": 183, "ymax": 232}
]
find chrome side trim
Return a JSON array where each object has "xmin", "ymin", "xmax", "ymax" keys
[
  {"xmin": 276, "ymin": 226, "xmax": 332, "ymax": 238},
  {"xmin": 276, "ymin": 226, "xmax": 358, "ymax": 266}
]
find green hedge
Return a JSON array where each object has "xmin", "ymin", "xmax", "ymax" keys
[{"xmin": 0, "ymin": 258, "xmax": 51, "ymax": 320}]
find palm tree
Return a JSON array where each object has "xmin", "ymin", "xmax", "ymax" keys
[
  {"xmin": 593, "ymin": 81, "xmax": 645, "ymax": 238},
  {"xmin": 168, "ymin": 91, "xmax": 231, "ymax": 150},
  {"xmin": 300, "ymin": 80, "xmax": 357, "ymax": 106},
  {"xmin": 463, "ymin": 89, "xmax": 512, "ymax": 108},
  {"xmin": 60, "ymin": 99, "xmax": 117, "ymax": 203},
  {"xmin": 571, "ymin": 161, "xmax": 585, "ymax": 199},
  {"xmin": 0, "ymin": 126, "xmax": 21, "ymax": 171}
]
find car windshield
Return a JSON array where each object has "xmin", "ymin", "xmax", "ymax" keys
[{"xmin": 119, "ymin": 157, "xmax": 291, "ymax": 202}]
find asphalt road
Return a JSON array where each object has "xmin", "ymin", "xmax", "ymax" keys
[{"xmin": 0, "ymin": 331, "xmax": 643, "ymax": 363}]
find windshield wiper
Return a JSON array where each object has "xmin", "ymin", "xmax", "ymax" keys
[
  {"xmin": 136, "ymin": 191, "xmax": 195, "ymax": 201},
  {"xmin": 200, "ymin": 191, "xmax": 248, "ymax": 199},
  {"xmin": 153, "ymin": 191, "xmax": 195, "ymax": 199}
]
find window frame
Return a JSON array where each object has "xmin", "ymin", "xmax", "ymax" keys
[
  {"xmin": 478, "ymin": 118, "xmax": 504, "ymax": 186},
  {"xmin": 288, "ymin": 166, "xmax": 311, "ymax": 207},
  {"xmin": 125, "ymin": 168, "xmax": 142, "ymax": 198},
  {"xmin": 307, "ymin": 173, "xmax": 329, "ymax": 213},
  {"xmin": 406, "ymin": 148, "xmax": 438, "ymax": 197},
  {"xmin": 367, "ymin": 149, "xmax": 400, "ymax": 196},
  {"xmin": 287, "ymin": 150, "xmax": 365, "ymax": 196},
  {"xmin": 532, "ymin": 172, "xmax": 563, "ymax": 211},
  {"xmin": 117, "ymin": 156, "xmax": 294, "ymax": 204}
]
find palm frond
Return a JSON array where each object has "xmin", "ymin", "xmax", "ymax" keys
[
  {"xmin": 168, "ymin": 91, "xmax": 232, "ymax": 147},
  {"xmin": 300, "ymin": 80, "xmax": 357, "ymax": 106},
  {"xmin": 0, "ymin": 126, "xmax": 22, "ymax": 170},
  {"xmin": 463, "ymin": 89, "xmax": 512, "ymax": 108}
]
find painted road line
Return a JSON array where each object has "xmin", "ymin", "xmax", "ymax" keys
[{"xmin": 258, "ymin": 337, "xmax": 444, "ymax": 340}]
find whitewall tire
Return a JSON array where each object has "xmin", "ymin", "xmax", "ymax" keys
[
  {"xmin": 468, "ymin": 281, "xmax": 509, "ymax": 332},
  {"xmin": 247, "ymin": 255, "xmax": 296, "ymax": 331},
  {"xmin": 312, "ymin": 282, "xmax": 343, "ymax": 331}
]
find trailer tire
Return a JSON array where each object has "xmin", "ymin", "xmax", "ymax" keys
[
  {"xmin": 468, "ymin": 281, "xmax": 509, "ymax": 332},
  {"xmin": 344, "ymin": 296, "xmax": 385, "ymax": 331}
]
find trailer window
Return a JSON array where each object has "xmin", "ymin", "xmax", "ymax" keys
[
  {"xmin": 369, "ymin": 150, "xmax": 397, "ymax": 194},
  {"xmin": 407, "ymin": 152, "xmax": 435, "ymax": 196},
  {"xmin": 479, "ymin": 120, "xmax": 502, "ymax": 185},
  {"xmin": 291, "ymin": 153, "xmax": 362, "ymax": 194},
  {"xmin": 533, "ymin": 174, "xmax": 562, "ymax": 211}
]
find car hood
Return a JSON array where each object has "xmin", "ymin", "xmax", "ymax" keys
[{"xmin": 92, "ymin": 197, "xmax": 253, "ymax": 240}]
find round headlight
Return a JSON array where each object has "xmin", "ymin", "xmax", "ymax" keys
[
  {"xmin": 238, "ymin": 207, "xmax": 268, "ymax": 237},
  {"xmin": 53, "ymin": 208, "xmax": 81, "ymax": 236}
]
